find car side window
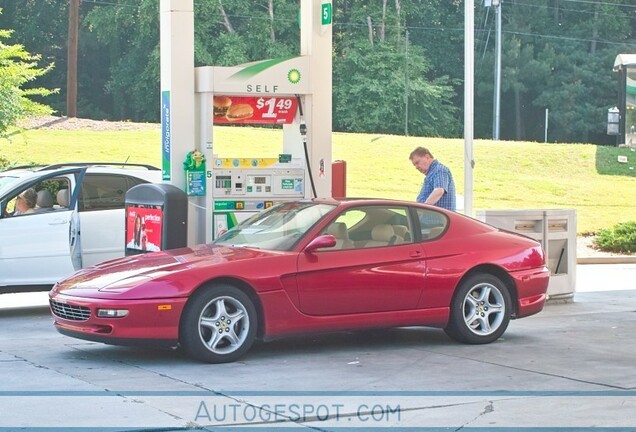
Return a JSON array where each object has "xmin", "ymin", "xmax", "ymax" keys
[
  {"xmin": 3, "ymin": 178, "xmax": 72, "ymax": 217},
  {"xmin": 4, "ymin": 195, "xmax": 19, "ymax": 216},
  {"xmin": 36, "ymin": 178, "xmax": 72, "ymax": 212},
  {"xmin": 323, "ymin": 206, "xmax": 413, "ymax": 250},
  {"xmin": 416, "ymin": 208, "xmax": 448, "ymax": 240},
  {"xmin": 79, "ymin": 174, "xmax": 147, "ymax": 212}
]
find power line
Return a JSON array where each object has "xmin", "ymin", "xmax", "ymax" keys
[
  {"xmin": 510, "ymin": 1, "xmax": 636, "ymax": 17},
  {"xmin": 504, "ymin": 28, "xmax": 635, "ymax": 47},
  {"xmin": 81, "ymin": 0, "xmax": 138, "ymax": 8},
  {"xmin": 334, "ymin": 19, "xmax": 636, "ymax": 48},
  {"xmin": 560, "ymin": 0, "xmax": 636, "ymax": 9},
  {"xmin": 475, "ymin": 5, "xmax": 493, "ymax": 59},
  {"xmin": 78, "ymin": 0, "xmax": 636, "ymax": 48}
]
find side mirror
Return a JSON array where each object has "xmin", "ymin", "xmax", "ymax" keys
[{"xmin": 304, "ymin": 234, "xmax": 337, "ymax": 253}]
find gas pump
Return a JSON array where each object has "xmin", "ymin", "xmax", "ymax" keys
[
  {"xmin": 210, "ymin": 156, "xmax": 306, "ymax": 237},
  {"xmin": 195, "ymin": 51, "xmax": 330, "ymax": 240},
  {"xmin": 161, "ymin": 1, "xmax": 333, "ymax": 245}
]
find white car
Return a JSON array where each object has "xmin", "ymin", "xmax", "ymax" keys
[{"xmin": 0, "ymin": 163, "xmax": 161, "ymax": 293}]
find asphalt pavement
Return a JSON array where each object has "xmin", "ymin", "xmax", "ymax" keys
[{"xmin": 1, "ymin": 263, "xmax": 636, "ymax": 431}]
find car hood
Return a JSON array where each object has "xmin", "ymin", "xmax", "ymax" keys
[{"xmin": 53, "ymin": 244, "xmax": 275, "ymax": 295}]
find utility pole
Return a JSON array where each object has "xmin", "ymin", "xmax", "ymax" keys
[
  {"xmin": 488, "ymin": 0, "xmax": 502, "ymax": 140},
  {"xmin": 66, "ymin": 0, "xmax": 79, "ymax": 118},
  {"xmin": 464, "ymin": 0, "xmax": 475, "ymax": 217},
  {"xmin": 404, "ymin": 30, "xmax": 409, "ymax": 136}
]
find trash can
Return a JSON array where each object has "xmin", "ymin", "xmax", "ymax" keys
[
  {"xmin": 477, "ymin": 209, "xmax": 577, "ymax": 300},
  {"xmin": 124, "ymin": 183, "xmax": 187, "ymax": 255}
]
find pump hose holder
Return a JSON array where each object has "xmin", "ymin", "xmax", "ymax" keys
[{"xmin": 296, "ymin": 95, "xmax": 317, "ymax": 198}]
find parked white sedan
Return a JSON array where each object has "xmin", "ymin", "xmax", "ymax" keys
[{"xmin": 0, "ymin": 163, "xmax": 161, "ymax": 293}]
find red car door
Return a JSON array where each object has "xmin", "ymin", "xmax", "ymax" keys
[{"xmin": 295, "ymin": 243, "xmax": 427, "ymax": 316}]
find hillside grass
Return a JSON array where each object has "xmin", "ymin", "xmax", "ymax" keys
[{"xmin": 2, "ymin": 125, "xmax": 636, "ymax": 234}]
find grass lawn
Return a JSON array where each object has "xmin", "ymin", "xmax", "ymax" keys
[{"xmin": 2, "ymin": 124, "xmax": 636, "ymax": 234}]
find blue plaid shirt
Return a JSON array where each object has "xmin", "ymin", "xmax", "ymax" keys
[{"xmin": 416, "ymin": 159, "xmax": 456, "ymax": 211}]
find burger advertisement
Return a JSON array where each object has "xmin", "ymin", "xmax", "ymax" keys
[{"xmin": 213, "ymin": 95, "xmax": 298, "ymax": 125}]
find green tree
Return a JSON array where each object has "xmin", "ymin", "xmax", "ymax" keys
[
  {"xmin": 476, "ymin": 0, "xmax": 635, "ymax": 143},
  {"xmin": 0, "ymin": 0, "xmax": 110, "ymax": 119},
  {"xmin": 83, "ymin": 0, "xmax": 159, "ymax": 121},
  {"xmin": 2, "ymin": 0, "xmax": 635, "ymax": 143},
  {"xmin": 0, "ymin": 13, "xmax": 56, "ymax": 136},
  {"xmin": 0, "ymin": 0, "xmax": 67, "ymax": 114},
  {"xmin": 404, "ymin": 0, "xmax": 464, "ymax": 133},
  {"xmin": 82, "ymin": 0, "xmax": 300, "ymax": 121},
  {"xmin": 194, "ymin": 0, "xmax": 298, "ymax": 64},
  {"xmin": 333, "ymin": 0, "xmax": 458, "ymax": 136},
  {"xmin": 334, "ymin": 40, "xmax": 457, "ymax": 136}
]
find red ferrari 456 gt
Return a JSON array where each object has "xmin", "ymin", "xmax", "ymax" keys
[{"xmin": 49, "ymin": 199, "xmax": 549, "ymax": 363}]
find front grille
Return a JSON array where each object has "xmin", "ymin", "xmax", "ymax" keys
[{"xmin": 50, "ymin": 300, "xmax": 91, "ymax": 321}]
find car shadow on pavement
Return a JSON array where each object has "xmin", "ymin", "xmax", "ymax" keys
[
  {"xmin": 1, "ymin": 303, "xmax": 540, "ymax": 366},
  {"xmin": 56, "ymin": 342, "xmax": 190, "ymax": 364},
  {"xmin": 246, "ymin": 327, "xmax": 455, "ymax": 359},
  {"xmin": 53, "ymin": 326, "xmax": 540, "ymax": 365},
  {"xmin": 51, "ymin": 327, "xmax": 458, "ymax": 365}
]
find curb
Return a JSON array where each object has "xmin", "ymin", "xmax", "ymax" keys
[{"xmin": 577, "ymin": 256, "xmax": 636, "ymax": 265}]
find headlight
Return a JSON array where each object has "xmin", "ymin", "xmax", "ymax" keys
[{"xmin": 97, "ymin": 309, "xmax": 129, "ymax": 318}]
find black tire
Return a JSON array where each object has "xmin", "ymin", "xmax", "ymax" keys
[
  {"xmin": 444, "ymin": 273, "xmax": 511, "ymax": 344},
  {"xmin": 180, "ymin": 284, "xmax": 257, "ymax": 363}
]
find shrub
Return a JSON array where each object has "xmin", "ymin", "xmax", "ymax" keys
[
  {"xmin": 594, "ymin": 221, "xmax": 636, "ymax": 254},
  {"xmin": 0, "ymin": 155, "xmax": 10, "ymax": 170}
]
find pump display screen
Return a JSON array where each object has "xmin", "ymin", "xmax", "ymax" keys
[
  {"xmin": 254, "ymin": 176, "xmax": 266, "ymax": 184},
  {"xmin": 125, "ymin": 204, "xmax": 163, "ymax": 252},
  {"xmin": 215, "ymin": 176, "xmax": 231, "ymax": 189}
]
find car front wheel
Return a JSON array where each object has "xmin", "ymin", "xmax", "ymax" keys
[
  {"xmin": 180, "ymin": 284, "xmax": 257, "ymax": 363},
  {"xmin": 444, "ymin": 273, "xmax": 511, "ymax": 344}
]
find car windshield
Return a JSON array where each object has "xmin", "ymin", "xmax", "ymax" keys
[
  {"xmin": 0, "ymin": 174, "xmax": 21, "ymax": 195},
  {"xmin": 213, "ymin": 202, "xmax": 336, "ymax": 251}
]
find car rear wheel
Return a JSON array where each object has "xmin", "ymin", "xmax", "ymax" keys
[
  {"xmin": 180, "ymin": 284, "xmax": 257, "ymax": 363},
  {"xmin": 444, "ymin": 273, "xmax": 511, "ymax": 344}
]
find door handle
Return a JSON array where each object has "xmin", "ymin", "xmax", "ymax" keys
[
  {"xmin": 49, "ymin": 218, "xmax": 69, "ymax": 225},
  {"xmin": 409, "ymin": 250, "xmax": 423, "ymax": 258}
]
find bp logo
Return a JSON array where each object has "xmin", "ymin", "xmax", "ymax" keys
[{"xmin": 287, "ymin": 69, "xmax": 301, "ymax": 84}]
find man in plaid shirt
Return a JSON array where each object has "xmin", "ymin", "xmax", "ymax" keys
[{"xmin": 409, "ymin": 146, "xmax": 456, "ymax": 212}]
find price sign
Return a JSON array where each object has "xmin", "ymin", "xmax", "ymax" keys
[{"xmin": 213, "ymin": 96, "xmax": 298, "ymax": 125}]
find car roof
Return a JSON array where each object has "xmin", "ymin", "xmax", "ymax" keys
[
  {"xmin": 1, "ymin": 162, "xmax": 159, "ymax": 173},
  {"xmin": 0, "ymin": 163, "xmax": 160, "ymax": 195},
  {"xmin": 308, "ymin": 197, "xmax": 469, "ymax": 222}
]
